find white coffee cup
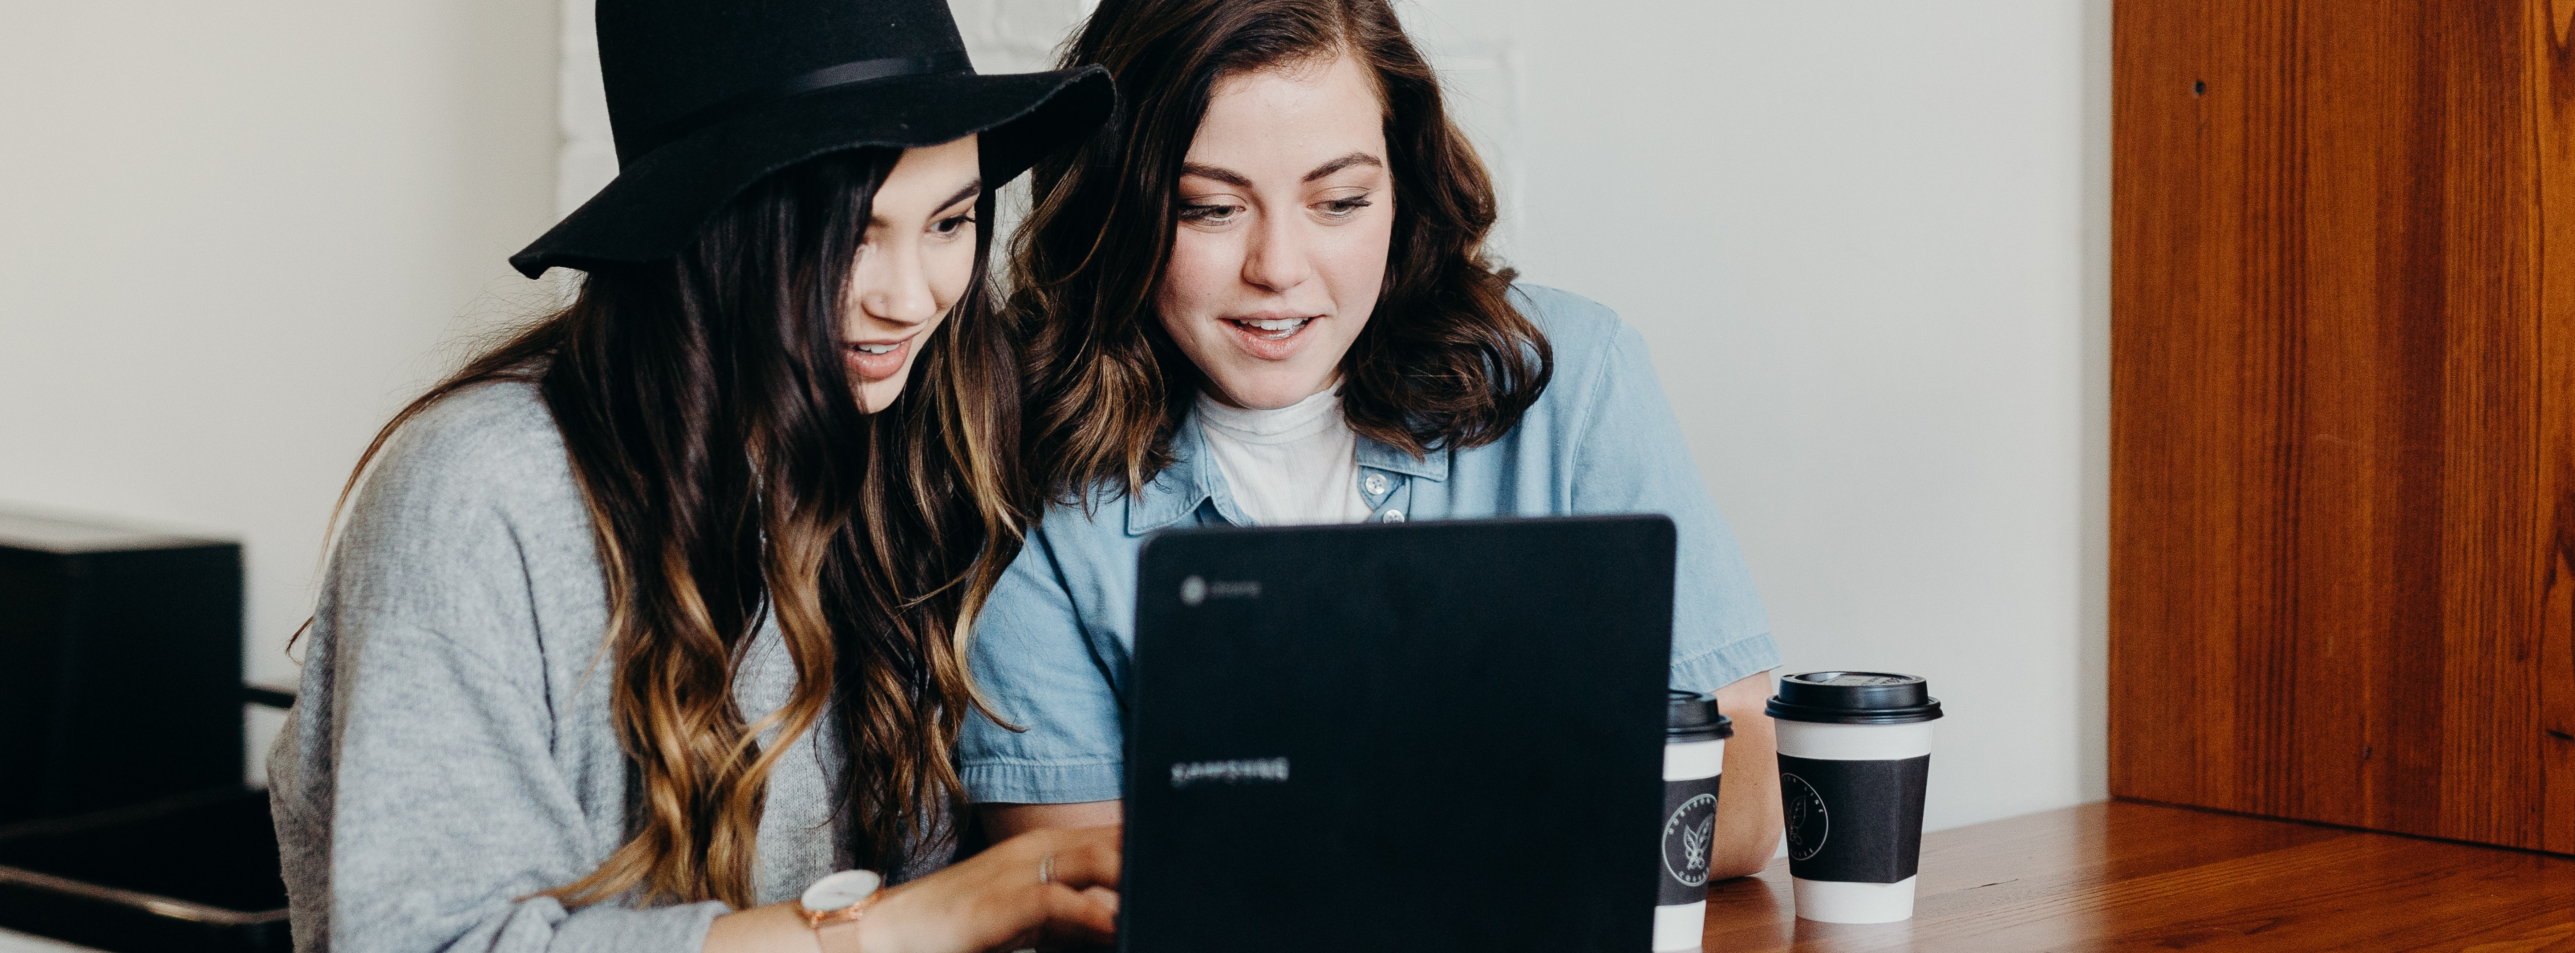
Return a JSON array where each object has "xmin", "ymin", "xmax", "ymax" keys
[{"xmin": 1767, "ymin": 672, "xmax": 1942, "ymax": 925}]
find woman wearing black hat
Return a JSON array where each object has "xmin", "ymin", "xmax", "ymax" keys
[{"xmin": 266, "ymin": 2, "xmax": 1118, "ymax": 952}]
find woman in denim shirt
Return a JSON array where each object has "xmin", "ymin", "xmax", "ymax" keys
[{"xmin": 965, "ymin": 0, "xmax": 1785, "ymax": 879}]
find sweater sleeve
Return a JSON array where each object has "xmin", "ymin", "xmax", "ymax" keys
[{"xmin": 268, "ymin": 384, "xmax": 730, "ymax": 953}]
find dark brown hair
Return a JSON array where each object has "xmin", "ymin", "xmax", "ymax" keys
[
  {"xmin": 1009, "ymin": 0, "xmax": 1550, "ymax": 500},
  {"xmin": 324, "ymin": 149, "xmax": 1021, "ymax": 907}
]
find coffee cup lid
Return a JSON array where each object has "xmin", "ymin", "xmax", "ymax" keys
[
  {"xmin": 1764, "ymin": 671, "xmax": 1943, "ymax": 725},
  {"xmin": 1667, "ymin": 689, "xmax": 1733, "ymax": 741}
]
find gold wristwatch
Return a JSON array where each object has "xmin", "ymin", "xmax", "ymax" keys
[{"xmin": 797, "ymin": 869, "xmax": 885, "ymax": 950}]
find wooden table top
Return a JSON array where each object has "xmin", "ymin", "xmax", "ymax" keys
[{"xmin": 1700, "ymin": 799, "xmax": 2575, "ymax": 952}]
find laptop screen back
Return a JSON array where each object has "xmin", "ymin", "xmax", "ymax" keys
[{"xmin": 1123, "ymin": 516, "xmax": 1677, "ymax": 953}]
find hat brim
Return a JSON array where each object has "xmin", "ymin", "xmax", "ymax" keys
[{"xmin": 511, "ymin": 65, "xmax": 1111, "ymax": 279}]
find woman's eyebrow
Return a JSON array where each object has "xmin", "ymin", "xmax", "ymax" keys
[
  {"xmin": 1181, "ymin": 163, "xmax": 1252, "ymax": 187},
  {"xmin": 1303, "ymin": 152, "xmax": 1383, "ymax": 182},
  {"xmin": 876, "ymin": 179, "xmax": 984, "ymax": 226}
]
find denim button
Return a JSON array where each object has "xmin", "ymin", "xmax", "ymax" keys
[
  {"xmin": 1379, "ymin": 509, "xmax": 1405, "ymax": 523},
  {"xmin": 1363, "ymin": 473, "xmax": 1390, "ymax": 497}
]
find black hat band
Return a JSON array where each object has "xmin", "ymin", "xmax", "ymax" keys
[{"xmin": 622, "ymin": 49, "xmax": 976, "ymax": 162}]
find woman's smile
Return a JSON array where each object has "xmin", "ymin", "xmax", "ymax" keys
[
  {"xmin": 846, "ymin": 334, "xmax": 915, "ymax": 382},
  {"xmin": 1221, "ymin": 312, "xmax": 1323, "ymax": 360}
]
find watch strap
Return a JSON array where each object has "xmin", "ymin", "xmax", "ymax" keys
[
  {"xmin": 812, "ymin": 910, "xmax": 872, "ymax": 953},
  {"xmin": 801, "ymin": 889, "xmax": 884, "ymax": 951}
]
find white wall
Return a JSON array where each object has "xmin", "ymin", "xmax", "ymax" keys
[
  {"xmin": 1502, "ymin": 2, "xmax": 2113, "ymax": 831},
  {"xmin": 0, "ymin": 3, "xmax": 560, "ymax": 780}
]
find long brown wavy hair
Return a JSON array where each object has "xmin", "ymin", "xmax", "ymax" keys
[
  {"xmin": 326, "ymin": 149, "xmax": 1022, "ymax": 908},
  {"xmin": 1010, "ymin": 0, "xmax": 1551, "ymax": 501}
]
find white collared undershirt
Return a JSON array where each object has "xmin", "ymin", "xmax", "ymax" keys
[{"xmin": 1195, "ymin": 386, "xmax": 1375, "ymax": 526}]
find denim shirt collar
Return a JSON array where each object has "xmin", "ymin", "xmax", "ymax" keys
[
  {"xmin": 1356, "ymin": 434, "xmax": 1449, "ymax": 481},
  {"xmin": 1123, "ymin": 408, "xmax": 1450, "ymax": 536}
]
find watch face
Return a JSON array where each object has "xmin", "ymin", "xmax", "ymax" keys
[{"xmin": 800, "ymin": 870, "xmax": 882, "ymax": 913}]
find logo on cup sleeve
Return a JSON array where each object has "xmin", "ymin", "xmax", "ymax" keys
[
  {"xmin": 1780, "ymin": 772, "xmax": 1831, "ymax": 862},
  {"xmin": 1661, "ymin": 792, "xmax": 1719, "ymax": 887}
]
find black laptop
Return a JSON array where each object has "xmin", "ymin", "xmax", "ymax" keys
[{"xmin": 1121, "ymin": 515, "xmax": 1677, "ymax": 953}]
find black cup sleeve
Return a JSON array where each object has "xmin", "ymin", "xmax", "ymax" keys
[
  {"xmin": 1657, "ymin": 771, "xmax": 1723, "ymax": 904},
  {"xmin": 1778, "ymin": 754, "xmax": 1929, "ymax": 885}
]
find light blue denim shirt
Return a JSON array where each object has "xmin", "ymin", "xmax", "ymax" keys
[{"xmin": 960, "ymin": 284, "xmax": 1778, "ymax": 804}]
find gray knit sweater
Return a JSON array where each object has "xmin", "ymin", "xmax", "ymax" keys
[{"xmin": 269, "ymin": 381, "xmax": 917, "ymax": 953}]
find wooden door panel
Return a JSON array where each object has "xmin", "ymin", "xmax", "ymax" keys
[
  {"xmin": 2111, "ymin": 0, "xmax": 2568, "ymax": 851},
  {"xmin": 2537, "ymin": 0, "xmax": 2575, "ymax": 858}
]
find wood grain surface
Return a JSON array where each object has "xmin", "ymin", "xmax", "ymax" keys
[
  {"xmin": 1701, "ymin": 800, "xmax": 2575, "ymax": 952},
  {"xmin": 2110, "ymin": 0, "xmax": 2575, "ymax": 851},
  {"xmin": 2537, "ymin": 0, "xmax": 2575, "ymax": 860}
]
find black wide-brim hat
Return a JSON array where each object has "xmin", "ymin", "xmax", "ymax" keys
[{"xmin": 511, "ymin": 1, "xmax": 1113, "ymax": 279}]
